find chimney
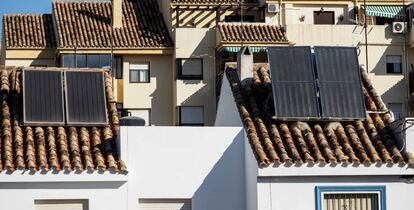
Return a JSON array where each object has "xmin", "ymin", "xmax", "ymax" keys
[
  {"xmin": 112, "ymin": 0, "xmax": 123, "ymax": 28},
  {"xmin": 237, "ymin": 47, "xmax": 254, "ymax": 83}
]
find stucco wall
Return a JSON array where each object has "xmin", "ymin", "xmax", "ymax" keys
[
  {"xmin": 122, "ymin": 54, "xmax": 174, "ymax": 126},
  {"xmin": 257, "ymin": 176, "xmax": 414, "ymax": 210},
  {"xmin": 120, "ymin": 126, "xmax": 247, "ymax": 210},
  {"xmin": 174, "ymin": 28, "xmax": 217, "ymax": 125},
  {"xmin": 3, "ymin": 49, "xmax": 56, "ymax": 67},
  {"xmin": 284, "ymin": 3, "xmax": 352, "ymax": 25}
]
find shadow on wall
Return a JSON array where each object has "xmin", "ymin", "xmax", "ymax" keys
[
  {"xmin": 368, "ymin": 44, "xmax": 407, "ymax": 76},
  {"xmin": 149, "ymin": 55, "xmax": 174, "ymax": 126},
  {"xmin": 192, "ymin": 130, "xmax": 247, "ymax": 210}
]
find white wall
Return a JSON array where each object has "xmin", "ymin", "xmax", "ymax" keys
[
  {"xmin": 215, "ymin": 74, "xmax": 242, "ymax": 127},
  {"xmin": 0, "ymin": 172, "xmax": 128, "ymax": 210},
  {"xmin": 121, "ymin": 126, "xmax": 247, "ymax": 210},
  {"xmin": 257, "ymin": 176, "xmax": 414, "ymax": 210}
]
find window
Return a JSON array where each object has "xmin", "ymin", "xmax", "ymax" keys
[
  {"xmin": 314, "ymin": 11, "xmax": 335, "ymax": 24},
  {"xmin": 35, "ymin": 199, "xmax": 88, "ymax": 210},
  {"xmin": 388, "ymin": 103, "xmax": 404, "ymax": 120},
  {"xmin": 224, "ymin": 15, "xmax": 255, "ymax": 22},
  {"xmin": 177, "ymin": 58, "xmax": 203, "ymax": 80},
  {"xmin": 139, "ymin": 199, "xmax": 191, "ymax": 210},
  {"xmin": 116, "ymin": 103, "xmax": 127, "ymax": 118},
  {"xmin": 127, "ymin": 109, "xmax": 151, "ymax": 125},
  {"xmin": 386, "ymin": 55, "xmax": 402, "ymax": 74},
  {"xmin": 130, "ymin": 63, "xmax": 150, "ymax": 83},
  {"xmin": 315, "ymin": 186, "xmax": 386, "ymax": 210},
  {"xmin": 179, "ymin": 106, "xmax": 204, "ymax": 126},
  {"xmin": 114, "ymin": 56, "xmax": 123, "ymax": 79},
  {"xmin": 61, "ymin": 54, "xmax": 112, "ymax": 69}
]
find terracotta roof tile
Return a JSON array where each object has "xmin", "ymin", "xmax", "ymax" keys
[
  {"xmin": 3, "ymin": 14, "xmax": 57, "ymax": 49},
  {"xmin": 0, "ymin": 66, "xmax": 126, "ymax": 173},
  {"xmin": 171, "ymin": 0, "xmax": 259, "ymax": 5},
  {"xmin": 218, "ymin": 23, "xmax": 288, "ymax": 44},
  {"xmin": 53, "ymin": 0, "xmax": 173, "ymax": 49},
  {"xmin": 226, "ymin": 64, "xmax": 414, "ymax": 167}
]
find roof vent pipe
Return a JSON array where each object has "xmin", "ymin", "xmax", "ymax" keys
[
  {"xmin": 112, "ymin": 0, "xmax": 123, "ymax": 29},
  {"xmin": 237, "ymin": 46, "xmax": 254, "ymax": 83}
]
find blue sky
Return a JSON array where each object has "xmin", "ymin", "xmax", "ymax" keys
[{"xmin": 0, "ymin": 0, "xmax": 52, "ymax": 37}]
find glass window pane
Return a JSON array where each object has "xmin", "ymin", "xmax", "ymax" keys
[
  {"xmin": 139, "ymin": 70, "xmax": 149, "ymax": 82},
  {"xmin": 115, "ymin": 57, "xmax": 123, "ymax": 79},
  {"xmin": 130, "ymin": 70, "xmax": 139, "ymax": 83},
  {"xmin": 100, "ymin": 54, "xmax": 111, "ymax": 68},
  {"xmin": 87, "ymin": 55, "xmax": 100, "ymax": 68},
  {"xmin": 181, "ymin": 59, "xmax": 202, "ymax": 76},
  {"xmin": 62, "ymin": 54, "xmax": 75, "ymax": 68},
  {"xmin": 180, "ymin": 106, "xmax": 204, "ymax": 125},
  {"xmin": 76, "ymin": 55, "xmax": 87, "ymax": 68},
  {"xmin": 130, "ymin": 63, "xmax": 149, "ymax": 70}
]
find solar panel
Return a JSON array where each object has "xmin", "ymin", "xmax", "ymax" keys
[
  {"xmin": 314, "ymin": 47, "xmax": 367, "ymax": 119},
  {"xmin": 268, "ymin": 46, "xmax": 321, "ymax": 119},
  {"xmin": 65, "ymin": 71, "xmax": 108, "ymax": 125},
  {"xmin": 23, "ymin": 70, "xmax": 65, "ymax": 125}
]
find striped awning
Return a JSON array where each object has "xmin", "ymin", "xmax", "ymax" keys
[
  {"xmin": 223, "ymin": 47, "xmax": 267, "ymax": 53},
  {"xmin": 365, "ymin": 6, "xmax": 404, "ymax": 19}
]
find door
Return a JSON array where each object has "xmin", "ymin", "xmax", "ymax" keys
[{"xmin": 314, "ymin": 11, "xmax": 335, "ymax": 24}]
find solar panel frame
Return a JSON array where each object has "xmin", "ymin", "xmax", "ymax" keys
[
  {"xmin": 314, "ymin": 46, "xmax": 367, "ymax": 120},
  {"xmin": 268, "ymin": 46, "xmax": 321, "ymax": 120},
  {"xmin": 23, "ymin": 69, "xmax": 65, "ymax": 126},
  {"xmin": 64, "ymin": 70, "xmax": 108, "ymax": 126}
]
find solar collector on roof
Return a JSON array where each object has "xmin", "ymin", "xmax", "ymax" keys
[{"xmin": 267, "ymin": 46, "xmax": 321, "ymax": 120}]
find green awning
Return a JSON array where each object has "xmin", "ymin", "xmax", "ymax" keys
[
  {"xmin": 365, "ymin": 6, "xmax": 404, "ymax": 19},
  {"xmin": 223, "ymin": 47, "xmax": 267, "ymax": 53}
]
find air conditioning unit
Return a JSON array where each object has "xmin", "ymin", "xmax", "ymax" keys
[
  {"xmin": 392, "ymin": 22, "xmax": 407, "ymax": 34},
  {"xmin": 267, "ymin": 3, "xmax": 280, "ymax": 13}
]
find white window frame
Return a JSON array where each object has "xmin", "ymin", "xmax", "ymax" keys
[{"xmin": 130, "ymin": 63, "xmax": 150, "ymax": 83}]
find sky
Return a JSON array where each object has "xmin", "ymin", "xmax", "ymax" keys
[{"xmin": 0, "ymin": 0, "xmax": 52, "ymax": 37}]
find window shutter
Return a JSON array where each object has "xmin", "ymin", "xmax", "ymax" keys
[
  {"xmin": 323, "ymin": 194, "xmax": 378, "ymax": 210},
  {"xmin": 35, "ymin": 200, "xmax": 87, "ymax": 210},
  {"xmin": 139, "ymin": 199, "xmax": 192, "ymax": 210}
]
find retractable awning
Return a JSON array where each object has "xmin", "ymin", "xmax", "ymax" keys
[
  {"xmin": 223, "ymin": 47, "xmax": 267, "ymax": 53},
  {"xmin": 365, "ymin": 6, "xmax": 404, "ymax": 19}
]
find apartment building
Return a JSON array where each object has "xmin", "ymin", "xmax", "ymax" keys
[{"xmin": 1, "ymin": 0, "xmax": 175, "ymax": 126}]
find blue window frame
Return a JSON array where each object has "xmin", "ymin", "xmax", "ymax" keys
[{"xmin": 315, "ymin": 186, "xmax": 386, "ymax": 210}]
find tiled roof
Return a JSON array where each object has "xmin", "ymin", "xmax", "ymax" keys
[
  {"xmin": 53, "ymin": 0, "xmax": 173, "ymax": 49},
  {"xmin": 3, "ymin": 14, "xmax": 57, "ymax": 49},
  {"xmin": 0, "ymin": 66, "xmax": 126, "ymax": 173},
  {"xmin": 226, "ymin": 64, "xmax": 414, "ymax": 167},
  {"xmin": 218, "ymin": 23, "xmax": 288, "ymax": 44}
]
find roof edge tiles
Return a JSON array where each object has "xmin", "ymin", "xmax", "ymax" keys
[
  {"xmin": 218, "ymin": 23, "xmax": 288, "ymax": 44},
  {"xmin": 3, "ymin": 14, "xmax": 57, "ymax": 49},
  {"xmin": 0, "ymin": 66, "xmax": 127, "ymax": 174},
  {"xmin": 225, "ymin": 63, "xmax": 414, "ymax": 168}
]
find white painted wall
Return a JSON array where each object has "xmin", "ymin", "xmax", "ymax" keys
[
  {"xmin": 0, "ymin": 172, "xmax": 128, "ymax": 210},
  {"xmin": 121, "ymin": 126, "xmax": 247, "ymax": 210},
  {"xmin": 215, "ymin": 74, "xmax": 242, "ymax": 127},
  {"xmin": 257, "ymin": 176, "xmax": 414, "ymax": 210}
]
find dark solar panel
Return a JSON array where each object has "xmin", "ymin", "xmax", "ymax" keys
[
  {"xmin": 23, "ymin": 70, "xmax": 65, "ymax": 125},
  {"xmin": 65, "ymin": 71, "xmax": 108, "ymax": 125},
  {"xmin": 314, "ymin": 47, "xmax": 367, "ymax": 119},
  {"xmin": 268, "ymin": 46, "xmax": 321, "ymax": 119}
]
